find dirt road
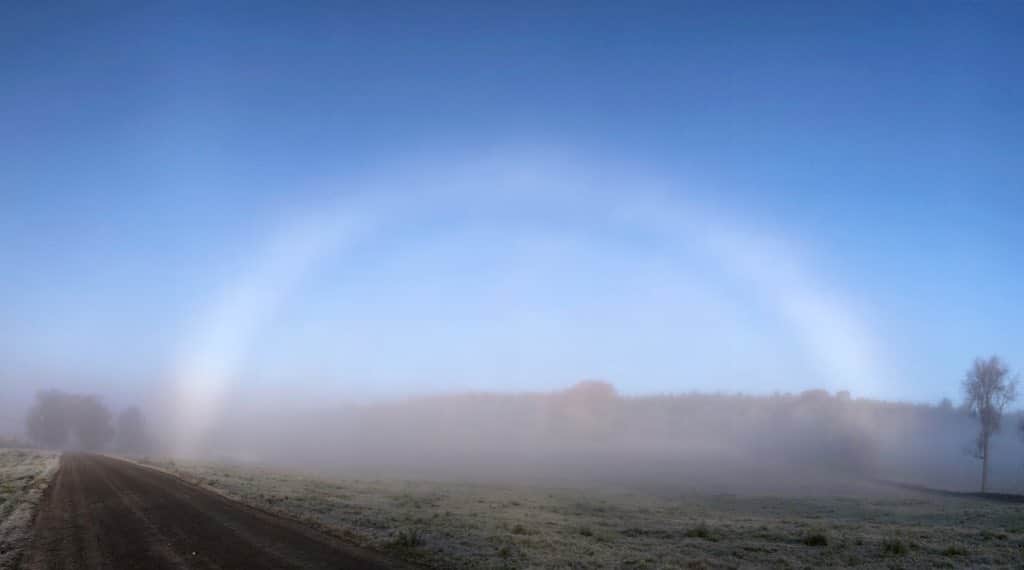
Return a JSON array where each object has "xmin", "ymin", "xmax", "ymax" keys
[{"xmin": 19, "ymin": 454, "xmax": 404, "ymax": 569}]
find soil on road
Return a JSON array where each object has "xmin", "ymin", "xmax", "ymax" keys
[{"xmin": 20, "ymin": 453, "xmax": 406, "ymax": 569}]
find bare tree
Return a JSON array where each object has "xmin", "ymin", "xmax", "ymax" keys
[{"xmin": 962, "ymin": 356, "xmax": 1017, "ymax": 492}]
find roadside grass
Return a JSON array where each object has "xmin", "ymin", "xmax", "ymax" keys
[
  {"xmin": 881, "ymin": 537, "xmax": 909, "ymax": 556},
  {"xmin": 684, "ymin": 521, "xmax": 716, "ymax": 540},
  {"xmin": 0, "ymin": 449, "xmax": 59, "ymax": 569},
  {"xmin": 801, "ymin": 531, "xmax": 828, "ymax": 547},
  {"xmin": 136, "ymin": 457, "xmax": 1024, "ymax": 569}
]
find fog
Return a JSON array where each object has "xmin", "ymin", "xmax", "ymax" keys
[
  {"xmin": 135, "ymin": 381, "xmax": 1017, "ymax": 495},
  {"xmin": 3, "ymin": 153, "xmax": 1024, "ymax": 497},
  {"xmin": 12, "ymin": 379, "xmax": 1024, "ymax": 497}
]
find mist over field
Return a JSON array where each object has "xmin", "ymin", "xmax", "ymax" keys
[
  {"xmin": 3, "ymin": 153, "xmax": 1023, "ymax": 502},
  {"xmin": 85, "ymin": 381, "xmax": 1009, "ymax": 496},
  {"xmin": 8, "ymin": 354, "xmax": 1024, "ymax": 497}
]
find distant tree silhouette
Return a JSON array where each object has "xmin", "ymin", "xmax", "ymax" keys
[
  {"xmin": 115, "ymin": 406, "xmax": 149, "ymax": 454},
  {"xmin": 24, "ymin": 390, "xmax": 115, "ymax": 451},
  {"xmin": 549, "ymin": 380, "xmax": 619, "ymax": 439},
  {"xmin": 71, "ymin": 394, "xmax": 115, "ymax": 451},
  {"xmin": 25, "ymin": 389, "xmax": 71, "ymax": 448},
  {"xmin": 962, "ymin": 356, "xmax": 1017, "ymax": 492}
]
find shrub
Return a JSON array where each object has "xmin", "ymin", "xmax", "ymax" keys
[
  {"xmin": 979, "ymin": 530, "xmax": 1007, "ymax": 541},
  {"xmin": 802, "ymin": 532, "xmax": 828, "ymax": 547},
  {"xmin": 882, "ymin": 538, "xmax": 907, "ymax": 556},
  {"xmin": 942, "ymin": 545, "xmax": 968, "ymax": 556},
  {"xmin": 391, "ymin": 528, "xmax": 424, "ymax": 548},
  {"xmin": 685, "ymin": 522, "xmax": 714, "ymax": 540}
]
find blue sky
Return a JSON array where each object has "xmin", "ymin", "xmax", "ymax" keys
[{"xmin": 2, "ymin": 2, "xmax": 1022, "ymax": 414}]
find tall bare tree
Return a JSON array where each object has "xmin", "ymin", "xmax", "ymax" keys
[{"xmin": 962, "ymin": 356, "xmax": 1017, "ymax": 492}]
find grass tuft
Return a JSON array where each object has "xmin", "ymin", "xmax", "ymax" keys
[
  {"xmin": 979, "ymin": 529, "xmax": 1008, "ymax": 541},
  {"xmin": 685, "ymin": 521, "xmax": 715, "ymax": 540},
  {"xmin": 942, "ymin": 544, "xmax": 968, "ymax": 556},
  {"xmin": 882, "ymin": 537, "xmax": 908, "ymax": 556},
  {"xmin": 802, "ymin": 532, "xmax": 828, "ymax": 547},
  {"xmin": 390, "ymin": 527, "xmax": 425, "ymax": 549}
]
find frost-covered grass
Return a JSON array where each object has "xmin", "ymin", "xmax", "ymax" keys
[
  {"xmin": 0, "ymin": 449, "xmax": 58, "ymax": 569},
  {"xmin": 138, "ymin": 457, "xmax": 1024, "ymax": 569}
]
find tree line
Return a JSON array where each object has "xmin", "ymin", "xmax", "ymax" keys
[
  {"xmin": 24, "ymin": 389, "xmax": 149, "ymax": 453},
  {"xmin": 17, "ymin": 355, "xmax": 1023, "ymax": 493}
]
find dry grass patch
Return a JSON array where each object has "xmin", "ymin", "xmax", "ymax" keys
[
  {"xmin": 0, "ymin": 449, "xmax": 59, "ymax": 569},
  {"xmin": 801, "ymin": 531, "xmax": 829, "ymax": 546}
]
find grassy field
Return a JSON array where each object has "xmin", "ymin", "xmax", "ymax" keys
[
  {"xmin": 0, "ymin": 449, "xmax": 58, "ymax": 569},
  {"xmin": 134, "ymin": 457, "xmax": 1024, "ymax": 569}
]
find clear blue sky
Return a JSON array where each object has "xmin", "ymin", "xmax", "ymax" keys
[{"xmin": 2, "ymin": 2, "xmax": 1022, "ymax": 412}]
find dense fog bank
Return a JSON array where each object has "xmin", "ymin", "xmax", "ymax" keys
[{"xmin": 178, "ymin": 382, "xmax": 1024, "ymax": 495}]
